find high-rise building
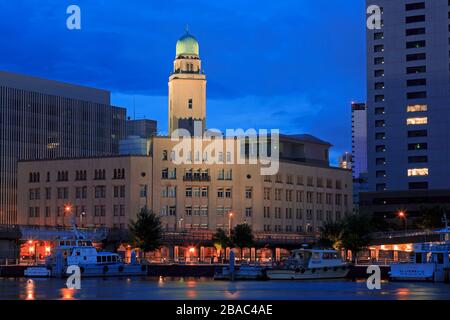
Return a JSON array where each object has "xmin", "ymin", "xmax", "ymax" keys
[
  {"xmin": 363, "ymin": 0, "xmax": 450, "ymax": 219},
  {"xmin": 338, "ymin": 152, "xmax": 353, "ymax": 170},
  {"xmin": 351, "ymin": 103, "xmax": 367, "ymax": 178},
  {"xmin": 127, "ymin": 119, "xmax": 157, "ymax": 139},
  {"xmin": 0, "ymin": 71, "xmax": 127, "ymax": 224}
]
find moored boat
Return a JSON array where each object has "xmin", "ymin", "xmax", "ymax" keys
[
  {"xmin": 389, "ymin": 227, "xmax": 450, "ymax": 282},
  {"xmin": 266, "ymin": 248, "xmax": 350, "ymax": 280}
]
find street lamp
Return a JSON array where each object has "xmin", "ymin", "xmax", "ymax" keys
[
  {"xmin": 80, "ymin": 211, "xmax": 86, "ymax": 228},
  {"xmin": 228, "ymin": 212, "xmax": 234, "ymax": 237},
  {"xmin": 64, "ymin": 204, "xmax": 72, "ymax": 227},
  {"xmin": 398, "ymin": 211, "xmax": 408, "ymax": 234},
  {"xmin": 178, "ymin": 218, "xmax": 184, "ymax": 231}
]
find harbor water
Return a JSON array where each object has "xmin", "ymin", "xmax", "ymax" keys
[{"xmin": 0, "ymin": 277, "xmax": 449, "ymax": 300}]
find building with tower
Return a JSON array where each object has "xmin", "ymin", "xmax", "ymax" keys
[{"xmin": 16, "ymin": 29, "xmax": 352, "ymax": 261}]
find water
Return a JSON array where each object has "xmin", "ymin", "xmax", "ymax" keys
[{"xmin": 0, "ymin": 277, "xmax": 449, "ymax": 300}]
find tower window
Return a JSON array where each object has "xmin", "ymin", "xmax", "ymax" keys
[{"xmin": 188, "ymin": 99, "xmax": 193, "ymax": 109}]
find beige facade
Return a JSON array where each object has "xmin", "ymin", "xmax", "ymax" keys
[
  {"xmin": 16, "ymin": 30, "xmax": 353, "ymax": 235},
  {"xmin": 17, "ymin": 156, "xmax": 151, "ymax": 228},
  {"xmin": 17, "ymin": 137, "xmax": 352, "ymax": 234}
]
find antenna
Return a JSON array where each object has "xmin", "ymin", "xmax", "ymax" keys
[{"xmin": 186, "ymin": 24, "xmax": 189, "ymax": 34}]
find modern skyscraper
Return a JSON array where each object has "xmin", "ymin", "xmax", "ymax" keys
[
  {"xmin": 364, "ymin": 0, "xmax": 450, "ymax": 218},
  {"xmin": 168, "ymin": 29, "xmax": 206, "ymax": 135},
  {"xmin": 351, "ymin": 103, "xmax": 367, "ymax": 178},
  {"xmin": 338, "ymin": 152, "xmax": 353, "ymax": 170},
  {"xmin": 0, "ymin": 71, "xmax": 127, "ymax": 224}
]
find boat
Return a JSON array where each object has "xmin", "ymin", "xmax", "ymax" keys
[
  {"xmin": 266, "ymin": 248, "xmax": 351, "ymax": 280},
  {"xmin": 214, "ymin": 264, "xmax": 266, "ymax": 280},
  {"xmin": 389, "ymin": 227, "xmax": 450, "ymax": 282},
  {"xmin": 41, "ymin": 216, "xmax": 147, "ymax": 278},
  {"xmin": 24, "ymin": 267, "xmax": 51, "ymax": 278}
]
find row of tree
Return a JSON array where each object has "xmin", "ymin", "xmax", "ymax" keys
[{"xmin": 128, "ymin": 208, "xmax": 256, "ymax": 259}]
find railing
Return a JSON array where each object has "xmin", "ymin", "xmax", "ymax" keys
[
  {"xmin": 371, "ymin": 229, "xmax": 436, "ymax": 239},
  {"xmin": 183, "ymin": 176, "xmax": 211, "ymax": 182}
]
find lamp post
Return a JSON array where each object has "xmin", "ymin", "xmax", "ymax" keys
[
  {"xmin": 228, "ymin": 212, "xmax": 234, "ymax": 237},
  {"xmin": 178, "ymin": 218, "xmax": 184, "ymax": 231},
  {"xmin": 64, "ymin": 204, "xmax": 72, "ymax": 227},
  {"xmin": 80, "ymin": 211, "xmax": 86, "ymax": 228},
  {"xmin": 398, "ymin": 211, "xmax": 408, "ymax": 234}
]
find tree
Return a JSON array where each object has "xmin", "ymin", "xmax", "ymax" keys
[
  {"xmin": 128, "ymin": 208, "xmax": 163, "ymax": 253},
  {"xmin": 212, "ymin": 228, "xmax": 230, "ymax": 262},
  {"xmin": 231, "ymin": 224, "xmax": 255, "ymax": 259},
  {"xmin": 419, "ymin": 206, "xmax": 447, "ymax": 230},
  {"xmin": 341, "ymin": 214, "xmax": 373, "ymax": 263},
  {"xmin": 318, "ymin": 221, "xmax": 344, "ymax": 250}
]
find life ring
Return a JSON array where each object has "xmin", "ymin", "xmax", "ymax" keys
[
  {"xmin": 103, "ymin": 266, "xmax": 109, "ymax": 274},
  {"xmin": 311, "ymin": 268, "xmax": 316, "ymax": 273},
  {"xmin": 118, "ymin": 265, "xmax": 124, "ymax": 272}
]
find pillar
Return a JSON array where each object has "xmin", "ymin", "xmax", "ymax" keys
[
  {"xmin": 174, "ymin": 246, "xmax": 179, "ymax": 262},
  {"xmin": 251, "ymin": 248, "xmax": 256, "ymax": 262},
  {"xmin": 200, "ymin": 246, "xmax": 205, "ymax": 262}
]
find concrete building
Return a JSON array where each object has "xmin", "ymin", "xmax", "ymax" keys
[
  {"xmin": 338, "ymin": 152, "xmax": 353, "ymax": 170},
  {"xmin": 364, "ymin": 0, "xmax": 450, "ymax": 220},
  {"xmin": 0, "ymin": 71, "xmax": 127, "ymax": 224},
  {"xmin": 351, "ymin": 102, "xmax": 367, "ymax": 178},
  {"xmin": 127, "ymin": 119, "xmax": 157, "ymax": 139},
  {"xmin": 17, "ymin": 30, "xmax": 353, "ymax": 236}
]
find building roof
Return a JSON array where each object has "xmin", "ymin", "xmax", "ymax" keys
[
  {"xmin": 282, "ymin": 134, "xmax": 332, "ymax": 146},
  {"xmin": 176, "ymin": 29, "xmax": 199, "ymax": 57}
]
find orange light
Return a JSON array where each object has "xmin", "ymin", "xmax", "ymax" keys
[
  {"xmin": 398, "ymin": 211, "xmax": 406, "ymax": 218},
  {"xmin": 229, "ymin": 212, "xmax": 233, "ymax": 217},
  {"xmin": 65, "ymin": 205, "xmax": 72, "ymax": 213},
  {"xmin": 189, "ymin": 247, "xmax": 195, "ymax": 253},
  {"xmin": 45, "ymin": 246, "xmax": 51, "ymax": 254},
  {"xmin": 28, "ymin": 240, "xmax": 33, "ymax": 245}
]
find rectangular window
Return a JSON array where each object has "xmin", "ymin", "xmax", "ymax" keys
[
  {"xmin": 407, "ymin": 104, "xmax": 427, "ymax": 112},
  {"xmin": 406, "ymin": 53, "xmax": 426, "ymax": 61},
  {"xmin": 375, "ymin": 132, "xmax": 386, "ymax": 140},
  {"xmin": 406, "ymin": 15, "xmax": 425, "ymax": 23},
  {"xmin": 408, "ymin": 168, "xmax": 429, "ymax": 176},
  {"xmin": 407, "ymin": 79, "xmax": 426, "ymax": 87},
  {"xmin": 374, "ymin": 70, "xmax": 385, "ymax": 77},
  {"xmin": 407, "ymin": 91, "xmax": 427, "ymax": 99},
  {"xmin": 374, "ymin": 32, "xmax": 384, "ymax": 40},
  {"xmin": 406, "ymin": 28, "xmax": 425, "ymax": 36},
  {"xmin": 408, "ymin": 130, "xmax": 427, "ymax": 137},
  {"xmin": 375, "ymin": 107, "xmax": 385, "ymax": 115},
  {"xmin": 376, "ymin": 158, "xmax": 386, "ymax": 165},
  {"xmin": 375, "ymin": 82, "xmax": 385, "ymax": 90},
  {"xmin": 376, "ymin": 145, "xmax": 386, "ymax": 152},
  {"xmin": 188, "ymin": 99, "xmax": 193, "ymax": 109},
  {"xmin": 405, "ymin": 2, "xmax": 425, "ymax": 11},
  {"xmin": 407, "ymin": 117, "xmax": 428, "ymax": 125},
  {"xmin": 408, "ymin": 143, "xmax": 427, "ymax": 151},
  {"xmin": 406, "ymin": 40, "xmax": 426, "ymax": 49},
  {"xmin": 407, "ymin": 66, "xmax": 426, "ymax": 74},
  {"xmin": 408, "ymin": 156, "xmax": 428, "ymax": 163},
  {"xmin": 374, "ymin": 45, "xmax": 384, "ymax": 53},
  {"xmin": 375, "ymin": 120, "xmax": 386, "ymax": 127},
  {"xmin": 374, "ymin": 57, "xmax": 384, "ymax": 65},
  {"xmin": 409, "ymin": 182, "xmax": 428, "ymax": 190}
]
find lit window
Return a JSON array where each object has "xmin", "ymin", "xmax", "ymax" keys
[
  {"xmin": 408, "ymin": 168, "xmax": 429, "ymax": 177},
  {"xmin": 407, "ymin": 104, "xmax": 427, "ymax": 112},
  {"xmin": 407, "ymin": 117, "xmax": 428, "ymax": 125}
]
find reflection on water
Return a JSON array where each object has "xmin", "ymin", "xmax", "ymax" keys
[
  {"xmin": 25, "ymin": 279, "xmax": 34, "ymax": 300},
  {"xmin": 1, "ymin": 277, "xmax": 449, "ymax": 300}
]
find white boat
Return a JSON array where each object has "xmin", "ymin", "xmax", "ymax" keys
[
  {"xmin": 266, "ymin": 248, "xmax": 350, "ymax": 280},
  {"xmin": 46, "ymin": 238, "xmax": 147, "ymax": 278},
  {"xmin": 44, "ymin": 219, "xmax": 147, "ymax": 278},
  {"xmin": 390, "ymin": 227, "xmax": 450, "ymax": 282},
  {"xmin": 24, "ymin": 267, "xmax": 51, "ymax": 278}
]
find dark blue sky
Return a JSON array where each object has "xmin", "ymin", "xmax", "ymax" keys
[{"xmin": 0, "ymin": 0, "xmax": 366, "ymax": 164}]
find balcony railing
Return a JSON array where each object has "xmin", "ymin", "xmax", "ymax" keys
[{"xmin": 183, "ymin": 175, "xmax": 211, "ymax": 182}]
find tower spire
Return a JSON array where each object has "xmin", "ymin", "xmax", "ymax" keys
[{"xmin": 185, "ymin": 24, "xmax": 189, "ymax": 34}]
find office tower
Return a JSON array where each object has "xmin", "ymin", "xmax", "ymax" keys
[
  {"xmin": 351, "ymin": 103, "xmax": 367, "ymax": 178},
  {"xmin": 0, "ymin": 71, "xmax": 126, "ymax": 224},
  {"xmin": 364, "ymin": 0, "xmax": 450, "ymax": 218}
]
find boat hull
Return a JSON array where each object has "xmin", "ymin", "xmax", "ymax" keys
[
  {"xmin": 267, "ymin": 267, "xmax": 350, "ymax": 280},
  {"xmin": 53, "ymin": 264, "xmax": 148, "ymax": 278},
  {"xmin": 389, "ymin": 263, "xmax": 435, "ymax": 282}
]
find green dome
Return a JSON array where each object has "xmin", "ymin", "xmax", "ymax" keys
[{"xmin": 176, "ymin": 31, "xmax": 199, "ymax": 57}]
